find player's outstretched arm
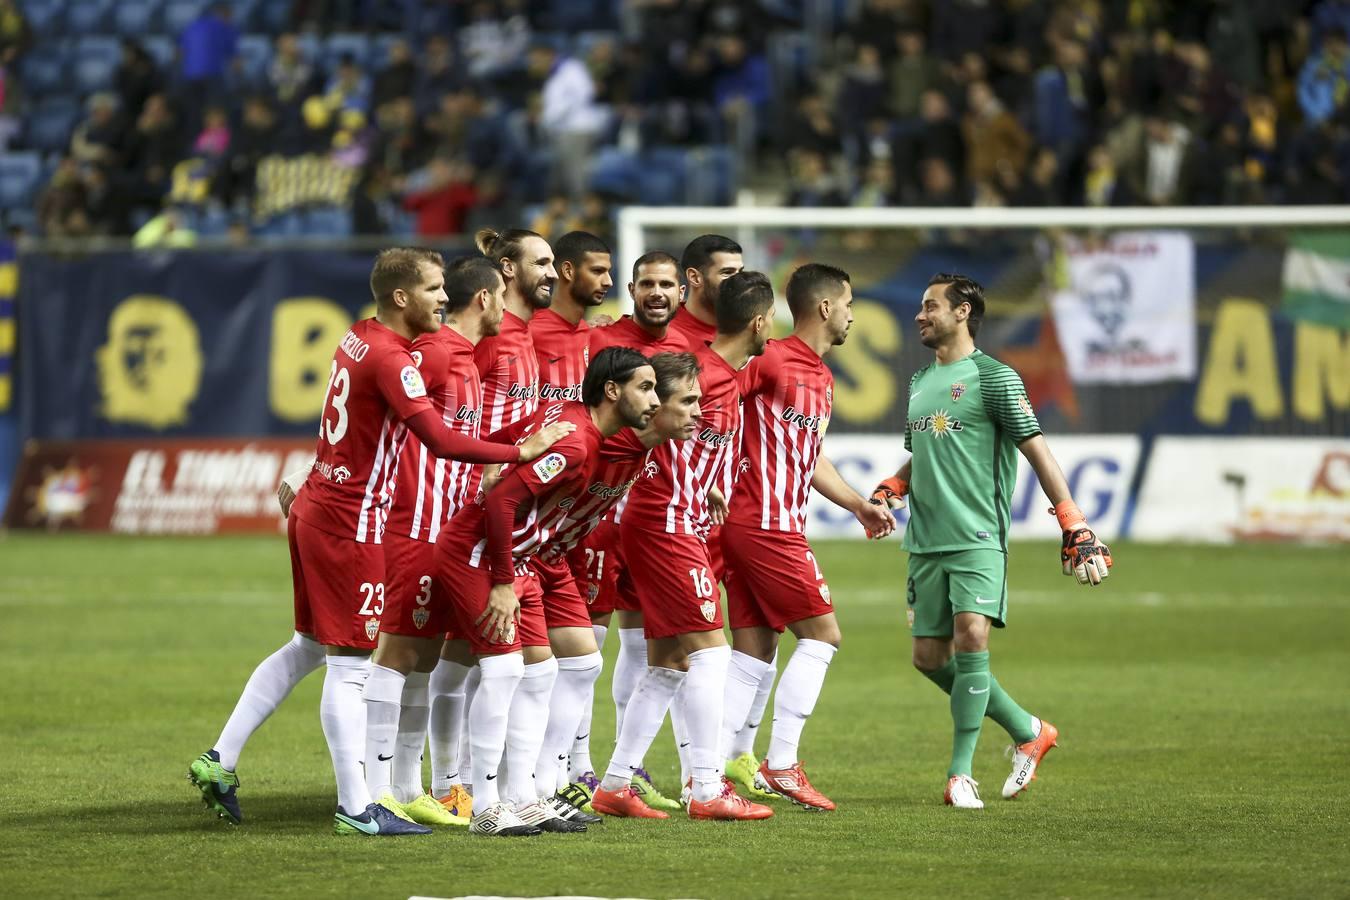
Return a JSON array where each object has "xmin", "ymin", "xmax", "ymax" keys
[
  {"xmin": 403, "ymin": 409, "xmax": 573, "ymax": 465},
  {"xmin": 869, "ymin": 460, "xmax": 912, "ymax": 510},
  {"xmin": 812, "ymin": 455, "xmax": 895, "ymax": 539},
  {"xmin": 1017, "ymin": 434, "xmax": 1113, "ymax": 586}
]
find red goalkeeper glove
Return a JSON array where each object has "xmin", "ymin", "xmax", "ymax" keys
[
  {"xmin": 1050, "ymin": 501, "xmax": 1113, "ymax": 586},
  {"xmin": 870, "ymin": 475, "xmax": 909, "ymax": 510}
]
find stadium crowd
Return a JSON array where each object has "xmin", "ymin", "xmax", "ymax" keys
[{"xmin": 2, "ymin": 0, "xmax": 1348, "ymax": 243}]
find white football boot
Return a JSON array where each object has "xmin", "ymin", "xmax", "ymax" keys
[{"xmin": 944, "ymin": 774, "xmax": 984, "ymax": 810}]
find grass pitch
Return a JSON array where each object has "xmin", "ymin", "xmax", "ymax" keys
[{"xmin": 0, "ymin": 533, "xmax": 1346, "ymax": 899}]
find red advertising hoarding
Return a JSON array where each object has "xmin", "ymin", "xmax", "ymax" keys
[{"xmin": 3, "ymin": 439, "xmax": 312, "ymax": 534}]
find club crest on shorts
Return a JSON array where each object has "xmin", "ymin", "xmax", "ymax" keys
[
  {"xmin": 906, "ymin": 607, "xmax": 915, "ymax": 628},
  {"xmin": 364, "ymin": 617, "xmax": 380, "ymax": 640},
  {"xmin": 819, "ymin": 584, "xmax": 832, "ymax": 605},
  {"xmin": 700, "ymin": 599, "xmax": 717, "ymax": 623},
  {"xmin": 412, "ymin": 607, "xmax": 430, "ymax": 629},
  {"xmin": 586, "ymin": 582, "xmax": 600, "ymax": 604},
  {"xmin": 950, "ymin": 382, "xmax": 966, "ymax": 401}
]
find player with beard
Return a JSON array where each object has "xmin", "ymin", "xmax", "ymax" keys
[
  {"xmin": 422, "ymin": 228, "xmax": 557, "ymax": 822},
  {"xmin": 560, "ymin": 250, "xmax": 694, "ymax": 813},
  {"xmin": 719, "ymin": 264, "xmax": 896, "ymax": 813},
  {"xmin": 595, "ymin": 271, "xmax": 777, "ymax": 822},
  {"xmin": 434, "ymin": 347, "xmax": 658, "ymax": 836},
  {"xmin": 668, "ymin": 234, "xmax": 744, "ymax": 347}
]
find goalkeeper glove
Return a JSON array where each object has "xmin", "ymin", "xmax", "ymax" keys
[
  {"xmin": 870, "ymin": 475, "xmax": 909, "ymax": 510},
  {"xmin": 1050, "ymin": 500, "xmax": 1113, "ymax": 586}
]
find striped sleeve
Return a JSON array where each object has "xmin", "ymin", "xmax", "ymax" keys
[
  {"xmin": 976, "ymin": 356, "xmax": 1041, "ymax": 442},
  {"xmin": 903, "ymin": 369, "xmax": 921, "ymax": 453}
]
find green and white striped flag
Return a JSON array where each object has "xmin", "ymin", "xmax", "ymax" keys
[{"xmin": 1283, "ymin": 232, "xmax": 1350, "ymax": 329}]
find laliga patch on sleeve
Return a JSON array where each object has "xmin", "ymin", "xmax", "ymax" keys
[
  {"xmin": 401, "ymin": 365, "xmax": 427, "ymax": 399},
  {"xmin": 532, "ymin": 451, "xmax": 567, "ymax": 483}
]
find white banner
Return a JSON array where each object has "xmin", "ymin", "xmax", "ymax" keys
[
  {"xmin": 804, "ymin": 434, "xmax": 1141, "ymax": 542},
  {"xmin": 1051, "ymin": 231, "xmax": 1197, "ymax": 383},
  {"xmin": 1133, "ymin": 437, "xmax": 1350, "ymax": 544}
]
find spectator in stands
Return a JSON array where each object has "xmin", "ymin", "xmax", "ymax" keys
[
  {"xmin": 83, "ymin": 164, "xmax": 133, "ymax": 236},
  {"xmin": 905, "ymin": 90, "xmax": 964, "ymax": 196},
  {"xmin": 133, "ymin": 205, "xmax": 197, "ymax": 248},
  {"xmin": 194, "ymin": 105, "xmax": 231, "ymax": 160},
  {"xmin": 461, "ymin": 0, "xmax": 531, "ymax": 80},
  {"xmin": 269, "ymin": 34, "xmax": 316, "ymax": 111},
  {"xmin": 70, "ymin": 93, "xmax": 127, "ymax": 168},
  {"xmin": 1081, "ymin": 144, "xmax": 1135, "ymax": 207},
  {"xmin": 528, "ymin": 194, "xmax": 572, "ymax": 239},
  {"xmin": 785, "ymin": 149, "xmax": 846, "ymax": 207},
  {"xmin": 352, "ymin": 162, "xmax": 394, "ymax": 236},
  {"xmin": 124, "ymin": 94, "xmax": 183, "ymax": 207},
  {"xmin": 1131, "ymin": 113, "xmax": 1195, "ymax": 205},
  {"xmin": 0, "ymin": 0, "xmax": 29, "ymax": 66},
  {"xmin": 223, "ymin": 96, "xmax": 276, "ymax": 206},
  {"xmin": 931, "ymin": 0, "xmax": 1003, "ymax": 61},
  {"xmin": 372, "ymin": 39, "xmax": 417, "ymax": 110},
  {"xmin": 889, "ymin": 29, "xmax": 940, "ymax": 121},
  {"xmin": 179, "ymin": 3, "xmax": 238, "ymax": 111},
  {"xmin": 1033, "ymin": 38, "xmax": 1100, "ymax": 169},
  {"xmin": 1297, "ymin": 27, "xmax": 1350, "ymax": 125},
  {"xmin": 1009, "ymin": 147, "xmax": 1064, "ymax": 206},
  {"xmin": 326, "ymin": 55, "xmax": 372, "ymax": 115},
  {"xmin": 115, "ymin": 41, "xmax": 162, "ymax": 122},
  {"xmin": 838, "ymin": 44, "xmax": 888, "ymax": 131},
  {"xmin": 846, "ymin": 0, "xmax": 923, "ymax": 61},
  {"xmin": 787, "ymin": 90, "xmax": 843, "ymax": 159},
  {"xmin": 963, "ymin": 80, "xmax": 1032, "ymax": 198},
  {"xmin": 914, "ymin": 156, "xmax": 967, "ymax": 206},
  {"xmin": 371, "ymin": 96, "xmax": 429, "ymax": 179},
  {"xmin": 416, "ymin": 35, "xmax": 464, "ymax": 113},
  {"xmin": 37, "ymin": 157, "xmax": 86, "ymax": 237},
  {"xmin": 712, "ymin": 35, "xmax": 771, "ymax": 160},
  {"xmin": 529, "ymin": 41, "xmax": 610, "ymax": 198},
  {"xmin": 852, "ymin": 157, "xmax": 898, "ymax": 207},
  {"xmin": 402, "ymin": 156, "xmax": 479, "ymax": 236}
]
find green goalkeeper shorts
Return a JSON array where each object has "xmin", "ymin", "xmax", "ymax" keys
[{"xmin": 904, "ymin": 549, "xmax": 1008, "ymax": 638}]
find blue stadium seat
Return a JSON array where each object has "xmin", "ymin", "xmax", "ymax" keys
[
  {"xmin": 294, "ymin": 33, "xmax": 322, "ymax": 66},
  {"xmin": 5, "ymin": 207, "xmax": 38, "ymax": 233},
  {"xmin": 641, "ymin": 146, "xmax": 689, "ymax": 205},
  {"xmin": 386, "ymin": 209, "xmax": 417, "ymax": 239},
  {"xmin": 142, "ymin": 35, "xmax": 176, "ymax": 70},
  {"xmin": 235, "ymin": 34, "xmax": 273, "ymax": 85},
  {"xmin": 23, "ymin": 0, "xmax": 66, "ymax": 37},
  {"xmin": 191, "ymin": 204, "xmax": 231, "ymax": 236},
  {"xmin": 73, "ymin": 36, "xmax": 122, "ymax": 94},
  {"xmin": 304, "ymin": 205, "xmax": 353, "ymax": 237},
  {"xmin": 256, "ymin": 0, "xmax": 291, "ymax": 33},
  {"xmin": 114, "ymin": 0, "xmax": 161, "ymax": 35},
  {"xmin": 587, "ymin": 147, "xmax": 641, "ymax": 201},
  {"xmin": 324, "ymin": 33, "xmax": 371, "ymax": 70},
  {"xmin": 65, "ymin": 0, "xmax": 114, "ymax": 33},
  {"xmin": 163, "ymin": 0, "xmax": 207, "ymax": 35},
  {"xmin": 255, "ymin": 210, "xmax": 304, "ymax": 238},
  {"xmin": 685, "ymin": 146, "xmax": 737, "ymax": 206},
  {"xmin": 25, "ymin": 99, "xmax": 81, "ymax": 153},
  {"xmin": 0, "ymin": 153, "xmax": 44, "ymax": 210},
  {"xmin": 19, "ymin": 42, "xmax": 69, "ymax": 97},
  {"xmin": 229, "ymin": 0, "xmax": 261, "ymax": 31}
]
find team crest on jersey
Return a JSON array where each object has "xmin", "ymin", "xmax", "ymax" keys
[
  {"xmin": 400, "ymin": 365, "xmax": 427, "ymax": 399},
  {"xmin": 332, "ymin": 466, "xmax": 351, "ymax": 484},
  {"xmin": 819, "ymin": 584, "xmax": 832, "ymax": 605},
  {"xmin": 364, "ymin": 617, "xmax": 380, "ymax": 640},
  {"xmin": 412, "ymin": 607, "xmax": 430, "ymax": 630},
  {"xmin": 643, "ymin": 461, "xmax": 659, "ymax": 479},
  {"xmin": 950, "ymin": 382, "xmax": 966, "ymax": 402},
  {"xmin": 533, "ymin": 452, "xmax": 567, "ymax": 483},
  {"xmin": 700, "ymin": 600, "xmax": 717, "ymax": 623},
  {"xmin": 1018, "ymin": 394, "xmax": 1034, "ymax": 417}
]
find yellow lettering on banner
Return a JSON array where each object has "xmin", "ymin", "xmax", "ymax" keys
[
  {"xmin": 1195, "ymin": 298, "xmax": 1283, "ymax": 425},
  {"xmin": 1293, "ymin": 322, "xmax": 1350, "ymax": 421},
  {"xmin": 270, "ymin": 297, "xmax": 353, "ymax": 422},
  {"xmin": 831, "ymin": 299, "xmax": 900, "ymax": 424},
  {"xmin": 96, "ymin": 295, "xmax": 203, "ymax": 428}
]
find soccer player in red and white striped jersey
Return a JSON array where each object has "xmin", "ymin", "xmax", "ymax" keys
[
  {"xmin": 565, "ymin": 250, "xmax": 693, "ymax": 801},
  {"xmin": 425, "ymin": 227, "xmax": 556, "ymax": 820},
  {"xmin": 189, "ymin": 249, "xmax": 569, "ymax": 837},
  {"xmin": 594, "ymin": 272, "xmax": 778, "ymax": 822},
  {"xmin": 434, "ymin": 348, "xmax": 659, "ymax": 836},
  {"xmin": 667, "ymin": 234, "xmax": 743, "ymax": 348},
  {"xmin": 720, "ymin": 263, "xmax": 896, "ymax": 812}
]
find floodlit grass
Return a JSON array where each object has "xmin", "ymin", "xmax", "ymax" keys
[{"xmin": 1, "ymin": 534, "xmax": 1346, "ymax": 899}]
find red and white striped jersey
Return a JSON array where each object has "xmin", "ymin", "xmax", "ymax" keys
[
  {"xmin": 625, "ymin": 344, "xmax": 740, "ymax": 536},
  {"xmin": 475, "ymin": 310, "xmax": 539, "ymax": 435},
  {"xmin": 589, "ymin": 315, "xmax": 692, "ymax": 358},
  {"xmin": 292, "ymin": 318, "xmax": 433, "ymax": 543},
  {"xmin": 667, "ymin": 304, "xmax": 717, "ymax": 348},
  {"xmin": 438, "ymin": 402, "xmax": 605, "ymax": 569},
  {"xmin": 726, "ymin": 336, "xmax": 833, "ymax": 533},
  {"xmin": 387, "ymin": 327, "xmax": 484, "ymax": 544},
  {"xmin": 541, "ymin": 426, "xmax": 651, "ymax": 558},
  {"xmin": 530, "ymin": 307, "xmax": 590, "ymax": 404}
]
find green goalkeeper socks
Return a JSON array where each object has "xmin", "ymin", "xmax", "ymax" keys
[
  {"xmin": 948, "ymin": 652, "xmax": 991, "ymax": 778},
  {"xmin": 924, "ymin": 657, "xmax": 1037, "ymax": 745}
]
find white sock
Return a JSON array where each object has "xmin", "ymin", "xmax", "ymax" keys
[
  {"xmin": 321, "ymin": 655, "xmax": 372, "ymax": 814},
  {"xmin": 393, "ymin": 670, "xmax": 430, "ymax": 802},
  {"xmin": 669, "ymin": 680, "xmax": 692, "ymax": 786},
  {"xmin": 504, "ymin": 657, "xmax": 558, "ymax": 809},
  {"xmin": 731, "ymin": 650, "xmax": 777, "ymax": 758},
  {"xmin": 469, "ymin": 654, "xmax": 524, "ymax": 808},
  {"xmin": 214, "ymin": 632, "xmax": 324, "ymax": 771},
  {"xmin": 567, "ymin": 624, "xmax": 607, "ymax": 780},
  {"xmin": 612, "ymin": 628, "xmax": 647, "ymax": 738},
  {"xmin": 428, "ymin": 659, "xmax": 472, "ymax": 797},
  {"xmin": 721, "ymin": 650, "xmax": 773, "ymax": 761},
  {"xmin": 766, "ymin": 639, "xmax": 837, "ymax": 770},
  {"xmin": 601, "ymin": 666, "xmax": 685, "ymax": 792},
  {"xmin": 683, "ymin": 645, "xmax": 732, "ymax": 802},
  {"xmin": 362, "ymin": 664, "xmax": 406, "ymax": 800},
  {"xmin": 460, "ymin": 665, "xmax": 481, "ymax": 793},
  {"xmin": 537, "ymin": 652, "xmax": 602, "ymax": 797}
]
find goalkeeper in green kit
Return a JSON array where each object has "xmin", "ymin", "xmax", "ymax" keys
[{"xmin": 871, "ymin": 274, "xmax": 1113, "ymax": 810}]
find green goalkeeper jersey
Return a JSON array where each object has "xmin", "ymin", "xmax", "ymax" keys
[{"xmin": 902, "ymin": 350, "xmax": 1041, "ymax": 554}]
